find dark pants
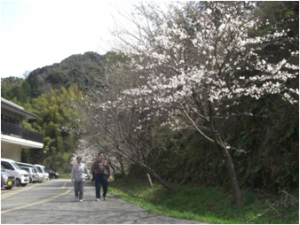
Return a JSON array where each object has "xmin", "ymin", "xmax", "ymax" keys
[{"xmin": 95, "ymin": 173, "xmax": 108, "ymax": 199}]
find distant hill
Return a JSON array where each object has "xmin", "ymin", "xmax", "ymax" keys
[
  {"xmin": 26, "ymin": 51, "xmax": 107, "ymax": 98},
  {"xmin": 1, "ymin": 51, "xmax": 123, "ymax": 102}
]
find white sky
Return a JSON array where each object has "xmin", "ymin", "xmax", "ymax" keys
[{"xmin": 0, "ymin": 0, "xmax": 136, "ymax": 78}]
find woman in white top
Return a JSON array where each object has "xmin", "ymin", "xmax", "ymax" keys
[{"xmin": 71, "ymin": 156, "xmax": 90, "ymax": 202}]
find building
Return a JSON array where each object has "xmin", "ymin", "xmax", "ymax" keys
[{"xmin": 1, "ymin": 98, "xmax": 43, "ymax": 161}]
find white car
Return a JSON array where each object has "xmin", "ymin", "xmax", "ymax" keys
[
  {"xmin": 35, "ymin": 164, "xmax": 49, "ymax": 180},
  {"xmin": 1, "ymin": 158, "xmax": 29, "ymax": 186},
  {"xmin": 16, "ymin": 162, "xmax": 43, "ymax": 183},
  {"xmin": 20, "ymin": 166, "xmax": 40, "ymax": 183}
]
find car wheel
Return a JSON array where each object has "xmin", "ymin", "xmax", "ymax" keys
[
  {"xmin": 16, "ymin": 179, "xmax": 21, "ymax": 186},
  {"xmin": 21, "ymin": 183, "xmax": 27, "ymax": 187},
  {"xmin": 5, "ymin": 187, "xmax": 13, "ymax": 190}
]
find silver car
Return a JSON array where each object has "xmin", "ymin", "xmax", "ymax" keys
[
  {"xmin": 35, "ymin": 164, "xmax": 49, "ymax": 181},
  {"xmin": 1, "ymin": 166, "xmax": 15, "ymax": 189},
  {"xmin": 20, "ymin": 166, "xmax": 39, "ymax": 183},
  {"xmin": 16, "ymin": 162, "xmax": 43, "ymax": 183}
]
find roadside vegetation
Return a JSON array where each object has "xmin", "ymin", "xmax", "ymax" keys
[
  {"xmin": 109, "ymin": 178, "xmax": 299, "ymax": 224},
  {"xmin": 56, "ymin": 172, "xmax": 71, "ymax": 179}
]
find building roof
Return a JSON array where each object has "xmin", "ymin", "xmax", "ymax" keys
[{"xmin": 1, "ymin": 98, "xmax": 39, "ymax": 120}]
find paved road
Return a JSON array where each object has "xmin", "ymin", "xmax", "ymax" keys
[{"xmin": 1, "ymin": 179, "xmax": 201, "ymax": 224}]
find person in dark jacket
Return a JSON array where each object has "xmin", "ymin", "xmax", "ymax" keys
[{"xmin": 91, "ymin": 153, "xmax": 111, "ymax": 201}]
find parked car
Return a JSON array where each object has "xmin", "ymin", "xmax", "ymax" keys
[
  {"xmin": 46, "ymin": 169, "xmax": 59, "ymax": 179},
  {"xmin": 20, "ymin": 166, "xmax": 39, "ymax": 183},
  {"xmin": 1, "ymin": 158, "xmax": 29, "ymax": 186},
  {"xmin": 1, "ymin": 166, "xmax": 15, "ymax": 189},
  {"xmin": 35, "ymin": 164, "xmax": 49, "ymax": 180},
  {"xmin": 16, "ymin": 162, "xmax": 43, "ymax": 183},
  {"xmin": 32, "ymin": 166, "xmax": 43, "ymax": 182}
]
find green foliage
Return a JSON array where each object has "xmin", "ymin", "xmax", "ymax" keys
[
  {"xmin": 149, "ymin": 98, "xmax": 298, "ymax": 192},
  {"xmin": 110, "ymin": 178, "xmax": 299, "ymax": 224},
  {"xmin": 1, "ymin": 78, "xmax": 32, "ymax": 104},
  {"xmin": 1, "ymin": 77, "xmax": 24, "ymax": 99},
  {"xmin": 20, "ymin": 84, "xmax": 83, "ymax": 171},
  {"xmin": 28, "ymin": 73, "xmax": 41, "ymax": 98},
  {"xmin": 45, "ymin": 72, "xmax": 68, "ymax": 85},
  {"xmin": 38, "ymin": 51, "xmax": 106, "ymax": 94},
  {"xmin": 151, "ymin": 129, "xmax": 225, "ymax": 187},
  {"xmin": 57, "ymin": 172, "xmax": 71, "ymax": 179},
  {"xmin": 3, "ymin": 51, "xmax": 128, "ymax": 173}
]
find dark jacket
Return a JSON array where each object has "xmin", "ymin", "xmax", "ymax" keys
[{"xmin": 91, "ymin": 160, "xmax": 111, "ymax": 176}]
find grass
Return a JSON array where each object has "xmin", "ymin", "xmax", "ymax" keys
[
  {"xmin": 108, "ymin": 178, "xmax": 299, "ymax": 224},
  {"xmin": 57, "ymin": 172, "xmax": 71, "ymax": 179}
]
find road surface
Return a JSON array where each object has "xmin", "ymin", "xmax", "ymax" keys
[{"xmin": 1, "ymin": 179, "xmax": 201, "ymax": 224}]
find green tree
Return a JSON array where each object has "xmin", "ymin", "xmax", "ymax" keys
[{"xmin": 22, "ymin": 84, "xmax": 83, "ymax": 171}]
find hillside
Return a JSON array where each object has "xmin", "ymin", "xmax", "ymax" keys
[
  {"xmin": 0, "ymin": 51, "xmax": 128, "ymax": 172},
  {"xmin": 28, "ymin": 51, "xmax": 106, "ymax": 97},
  {"xmin": 1, "ymin": 51, "xmax": 108, "ymax": 101}
]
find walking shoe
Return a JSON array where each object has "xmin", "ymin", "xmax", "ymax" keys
[
  {"xmin": 103, "ymin": 196, "xmax": 107, "ymax": 201},
  {"xmin": 79, "ymin": 199, "xmax": 83, "ymax": 203},
  {"xmin": 95, "ymin": 198, "xmax": 100, "ymax": 202}
]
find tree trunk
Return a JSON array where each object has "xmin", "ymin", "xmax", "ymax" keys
[
  {"xmin": 140, "ymin": 163, "xmax": 174, "ymax": 191},
  {"xmin": 207, "ymin": 102, "xmax": 242, "ymax": 204},
  {"xmin": 222, "ymin": 147, "xmax": 242, "ymax": 204},
  {"xmin": 108, "ymin": 161, "xmax": 117, "ymax": 179},
  {"xmin": 146, "ymin": 172, "xmax": 153, "ymax": 188},
  {"xmin": 119, "ymin": 155, "xmax": 128, "ymax": 184}
]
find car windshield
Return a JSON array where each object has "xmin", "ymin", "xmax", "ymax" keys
[
  {"xmin": 22, "ymin": 167, "xmax": 29, "ymax": 172},
  {"xmin": 12, "ymin": 162, "xmax": 22, "ymax": 170},
  {"xmin": 32, "ymin": 167, "xmax": 38, "ymax": 173},
  {"xmin": 36, "ymin": 167, "xmax": 42, "ymax": 173}
]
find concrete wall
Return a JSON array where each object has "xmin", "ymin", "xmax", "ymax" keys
[{"xmin": 1, "ymin": 141, "xmax": 22, "ymax": 161}]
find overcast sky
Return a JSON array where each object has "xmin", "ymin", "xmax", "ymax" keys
[{"xmin": 0, "ymin": 0, "xmax": 135, "ymax": 78}]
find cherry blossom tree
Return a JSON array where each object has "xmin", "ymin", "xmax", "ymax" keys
[
  {"xmin": 70, "ymin": 140, "xmax": 98, "ymax": 168},
  {"xmin": 109, "ymin": 1, "xmax": 298, "ymax": 204},
  {"xmin": 63, "ymin": 57, "xmax": 175, "ymax": 190}
]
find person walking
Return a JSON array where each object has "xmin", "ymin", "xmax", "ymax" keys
[
  {"xmin": 91, "ymin": 152, "xmax": 111, "ymax": 202},
  {"xmin": 71, "ymin": 156, "xmax": 90, "ymax": 203}
]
